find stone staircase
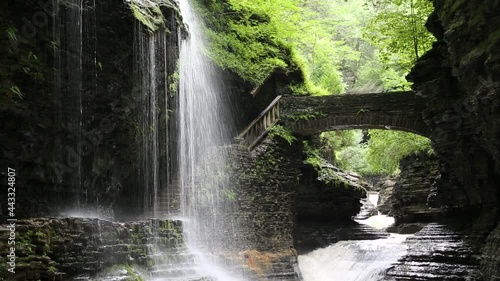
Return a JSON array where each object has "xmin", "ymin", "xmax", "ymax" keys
[{"xmin": 237, "ymin": 95, "xmax": 282, "ymax": 150}]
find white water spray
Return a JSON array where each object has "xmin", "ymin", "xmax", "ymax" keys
[
  {"xmin": 178, "ymin": 0, "xmax": 243, "ymax": 280},
  {"xmin": 299, "ymin": 234, "xmax": 408, "ymax": 281},
  {"xmin": 299, "ymin": 192, "xmax": 409, "ymax": 280}
]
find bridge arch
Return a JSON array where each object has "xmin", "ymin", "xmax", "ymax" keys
[{"xmin": 281, "ymin": 91, "xmax": 430, "ymax": 137}]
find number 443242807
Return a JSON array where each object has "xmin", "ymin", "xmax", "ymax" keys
[{"xmin": 7, "ymin": 168, "xmax": 16, "ymax": 217}]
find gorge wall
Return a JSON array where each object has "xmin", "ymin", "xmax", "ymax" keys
[
  {"xmin": 0, "ymin": 0, "xmax": 184, "ymax": 220},
  {"xmin": 0, "ymin": 218, "xmax": 185, "ymax": 280},
  {"xmin": 408, "ymin": 0, "xmax": 500, "ymax": 279},
  {"xmin": 378, "ymin": 152, "xmax": 441, "ymax": 224},
  {"xmin": 409, "ymin": 0, "xmax": 500, "ymax": 211}
]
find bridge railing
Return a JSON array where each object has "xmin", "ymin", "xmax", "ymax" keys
[{"xmin": 237, "ymin": 95, "xmax": 282, "ymax": 150}]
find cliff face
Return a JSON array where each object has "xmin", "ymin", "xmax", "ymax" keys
[
  {"xmin": 0, "ymin": 0, "xmax": 183, "ymax": 219},
  {"xmin": 408, "ymin": 1, "xmax": 500, "ymax": 279},
  {"xmin": 0, "ymin": 218, "xmax": 186, "ymax": 280},
  {"xmin": 296, "ymin": 164, "xmax": 367, "ymax": 222},
  {"xmin": 390, "ymin": 153, "xmax": 441, "ymax": 223},
  {"xmin": 408, "ymin": 0, "xmax": 500, "ymax": 211}
]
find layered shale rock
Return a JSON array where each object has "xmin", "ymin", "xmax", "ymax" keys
[
  {"xmin": 296, "ymin": 163, "xmax": 368, "ymax": 222},
  {"xmin": 295, "ymin": 221, "xmax": 390, "ymax": 255},
  {"xmin": 377, "ymin": 178, "xmax": 397, "ymax": 215},
  {"xmin": 390, "ymin": 153, "xmax": 441, "ymax": 223},
  {"xmin": 0, "ymin": 218, "xmax": 189, "ymax": 281},
  {"xmin": 408, "ymin": 1, "xmax": 500, "ymax": 278},
  {"xmin": 384, "ymin": 223, "xmax": 482, "ymax": 281},
  {"xmin": 0, "ymin": 0, "xmax": 184, "ymax": 220},
  {"xmin": 408, "ymin": 0, "xmax": 500, "ymax": 211},
  {"xmin": 481, "ymin": 220, "xmax": 500, "ymax": 281}
]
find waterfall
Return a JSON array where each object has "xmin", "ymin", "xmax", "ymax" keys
[
  {"xmin": 299, "ymin": 235, "xmax": 408, "ymax": 281},
  {"xmin": 56, "ymin": 0, "xmax": 83, "ymax": 208},
  {"xmin": 132, "ymin": 0, "xmax": 180, "ymax": 219},
  {"xmin": 299, "ymin": 192, "xmax": 409, "ymax": 281},
  {"xmin": 135, "ymin": 24, "xmax": 166, "ymax": 218},
  {"xmin": 53, "ymin": 0, "xmax": 98, "ymax": 215},
  {"xmin": 177, "ymin": 0, "xmax": 243, "ymax": 279},
  {"xmin": 355, "ymin": 192, "xmax": 395, "ymax": 229}
]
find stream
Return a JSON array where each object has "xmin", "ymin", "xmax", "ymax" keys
[{"xmin": 298, "ymin": 193, "xmax": 411, "ymax": 281}]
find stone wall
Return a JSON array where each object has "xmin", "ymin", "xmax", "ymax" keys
[
  {"xmin": 0, "ymin": 218, "xmax": 184, "ymax": 281},
  {"xmin": 228, "ymin": 136, "xmax": 303, "ymax": 280}
]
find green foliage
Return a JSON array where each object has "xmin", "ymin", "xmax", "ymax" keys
[
  {"xmin": 304, "ymin": 140, "xmax": 349, "ymax": 186},
  {"xmin": 129, "ymin": 0, "xmax": 167, "ymax": 32},
  {"xmin": 321, "ymin": 130, "xmax": 362, "ymax": 154},
  {"xmin": 286, "ymin": 110, "xmax": 326, "ymax": 121},
  {"xmin": 365, "ymin": 130, "xmax": 432, "ymax": 174},
  {"xmin": 335, "ymin": 144, "xmax": 371, "ymax": 174},
  {"xmin": 363, "ymin": 0, "xmax": 435, "ymax": 71},
  {"xmin": 9, "ymin": 86, "xmax": 23, "ymax": 99},
  {"xmin": 125, "ymin": 266, "xmax": 144, "ymax": 281},
  {"xmin": 321, "ymin": 130, "xmax": 372, "ymax": 174},
  {"xmin": 194, "ymin": 0, "xmax": 434, "ymax": 93},
  {"xmin": 318, "ymin": 129, "xmax": 432, "ymax": 176},
  {"xmin": 303, "ymin": 140, "xmax": 323, "ymax": 170},
  {"xmin": 5, "ymin": 27, "xmax": 17, "ymax": 43},
  {"xmin": 269, "ymin": 125, "xmax": 296, "ymax": 145},
  {"xmin": 168, "ymin": 61, "xmax": 180, "ymax": 95},
  {"xmin": 194, "ymin": 0, "xmax": 298, "ymax": 84},
  {"xmin": 194, "ymin": 0, "xmax": 362, "ymax": 92},
  {"xmin": 1, "ymin": 18, "xmax": 46, "ymax": 108}
]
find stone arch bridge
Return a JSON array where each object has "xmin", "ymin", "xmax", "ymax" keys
[
  {"xmin": 238, "ymin": 91, "xmax": 430, "ymax": 148},
  {"xmin": 281, "ymin": 91, "xmax": 430, "ymax": 136}
]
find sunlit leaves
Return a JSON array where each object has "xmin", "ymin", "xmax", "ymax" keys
[
  {"xmin": 365, "ymin": 130, "xmax": 432, "ymax": 175},
  {"xmin": 363, "ymin": 0, "xmax": 435, "ymax": 71}
]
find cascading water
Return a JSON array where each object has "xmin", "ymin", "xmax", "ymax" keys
[
  {"xmin": 177, "ymin": 0, "xmax": 244, "ymax": 279},
  {"xmin": 131, "ymin": 0, "xmax": 180, "ymax": 219},
  {"xmin": 299, "ymin": 235, "xmax": 408, "ymax": 281},
  {"xmin": 299, "ymin": 192, "xmax": 410, "ymax": 281},
  {"xmin": 53, "ymin": 0, "xmax": 98, "ymax": 215},
  {"xmin": 54, "ymin": 0, "xmax": 83, "ymax": 209},
  {"xmin": 134, "ymin": 23, "xmax": 166, "ymax": 218},
  {"xmin": 355, "ymin": 192, "xmax": 396, "ymax": 229}
]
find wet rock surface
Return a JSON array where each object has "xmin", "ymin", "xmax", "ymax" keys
[
  {"xmin": 384, "ymin": 223, "xmax": 483, "ymax": 281},
  {"xmin": 390, "ymin": 153, "xmax": 441, "ymax": 223},
  {"xmin": 408, "ymin": 0, "xmax": 500, "ymax": 211},
  {"xmin": 373, "ymin": 152, "xmax": 440, "ymax": 224},
  {"xmin": 408, "ymin": 1, "xmax": 500, "ymax": 278},
  {"xmin": 0, "ymin": 218, "xmax": 190, "ymax": 281},
  {"xmin": 481, "ymin": 220, "xmax": 500, "ymax": 281},
  {"xmin": 355, "ymin": 197, "xmax": 378, "ymax": 220},
  {"xmin": 377, "ymin": 178, "xmax": 397, "ymax": 215},
  {"xmin": 0, "ymin": 0, "xmax": 184, "ymax": 220},
  {"xmin": 295, "ymin": 221, "xmax": 390, "ymax": 255},
  {"xmin": 296, "ymin": 163, "xmax": 368, "ymax": 221}
]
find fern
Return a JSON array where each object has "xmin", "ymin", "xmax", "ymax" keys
[
  {"xmin": 6, "ymin": 27, "xmax": 17, "ymax": 43},
  {"xmin": 9, "ymin": 86, "xmax": 23, "ymax": 100},
  {"xmin": 269, "ymin": 125, "xmax": 296, "ymax": 145}
]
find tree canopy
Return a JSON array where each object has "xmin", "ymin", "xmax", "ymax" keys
[{"xmin": 195, "ymin": 0, "xmax": 436, "ymax": 175}]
